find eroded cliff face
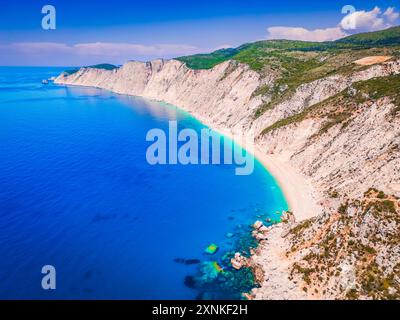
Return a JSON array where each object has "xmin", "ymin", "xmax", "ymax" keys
[
  {"xmin": 56, "ymin": 59, "xmax": 263, "ymax": 131},
  {"xmin": 56, "ymin": 57, "xmax": 400, "ymax": 299},
  {"xmin": 257, "ymin": 96, "xmax": 400, "ymax": 200},
  {"xmin": 251, "ymin": 61, "xmax": 400, "ymax": 133}
]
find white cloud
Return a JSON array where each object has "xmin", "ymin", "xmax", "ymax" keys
[
  {"xmin": 384, "ymin": 7, "xmax": 400, "ymax": 23},
  {"xmin": 266, "ymin": 6, "xmax": 399, "ymax": 42},
  {"xmin": 266, "ymin": 26, "xmax": 347, "ymax": 42},
  {"xmin": 340, "ymin": 6, "xmax": 399, "ymax": 32},
  {"xmin": 340, "ymin": 6, "xmax": 384, "ymax": 31}
]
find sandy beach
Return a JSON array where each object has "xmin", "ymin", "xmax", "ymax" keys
[
  {"xmin": 215, "ymin": 126, "xmax": 321, "ymax": 222},
  {"xmin": 253, "ymin": 149, "xmax": 322, "ymax": 221}
]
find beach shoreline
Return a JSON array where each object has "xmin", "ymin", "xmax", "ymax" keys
[
  {"xmin": 252, "ymin": 149, "xmax": 322, "ymax": 221},
  {"xmin": 209, "ymin": 126, "xmax": 321, "ymax": 222},
  {"xmin": 166, "ymin": 106, "xmax": 322, "ymax": 222}
]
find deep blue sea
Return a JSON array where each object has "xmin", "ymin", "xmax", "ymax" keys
[{"xmin": 0, "ymin": 67, "xmax": 287, "ymax": 299}]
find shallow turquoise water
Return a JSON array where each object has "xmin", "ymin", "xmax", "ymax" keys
[{"xmin": 0, "ymin": 67, "xmax": 287, "ymax": 299}]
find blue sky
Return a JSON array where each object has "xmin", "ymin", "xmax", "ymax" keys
[{"xmin": 0, "ymin": 0, "xmax": 399, "ymax": 66}]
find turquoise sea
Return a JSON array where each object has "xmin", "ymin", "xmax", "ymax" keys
[{"xmin": 0, "ymin": 67, "xmax": 287, "ymax": 299}]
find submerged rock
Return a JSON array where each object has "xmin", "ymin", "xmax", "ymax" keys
[
  {"xmin": 185, "ymin": 259, "xmax": 201, "ymax": 265},
  {"xmin": 211, "ymin": 261, "xmax": 224, "ymax": 273},
  {"xmin": 204, "ymin": 243, "xmax": 218, "ymax": 254},
  {"xmin": 185, "ymin": 251, "xmax": 256, "ymax": 299},
  {"xmin": 198, "ymin": 261, "xmax": 222, "ymax": 283},
  {"xmin": 196, "ymin": 291, "xmax": 216, "ymax": 300},
  {"xmin": 174, "ymin": 258, "xmax": 201, "ymax": 265},
  {"xmin": 174, "ymin": 258, "xmax": 185, "ymax": 264},
  {"xmin": 184, "ymin": 276, "xmax": 197, "ymax": 289}
]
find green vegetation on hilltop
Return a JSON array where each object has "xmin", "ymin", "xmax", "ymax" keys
[
  {"xmin": 177, "ymin": 26, "xmax": 400, "ymax": 71},
  {"xmin": 88, "ymin": 63, "xmax": 119, "ymax": 70},
  {"xmin": 177, "ymin": 26, "xmax": 400, "ymax": 118},
  {"xmin": 64, "ymin": 68, "xmax": 80, "ymax": 75},
  {"xmin": 177, "ymin": 48, "xmax": 239, "ymax": 69},
  {"xmin": 337, "ymin": 26, "xmax": 400, "ymax": 46},
  {"xmin": 177, "ymin": 40, "xmax": 331, "ymax": 71},
  {"xmin": 64, "ymin": 63, "xmax": 118, "ymax": 76}
]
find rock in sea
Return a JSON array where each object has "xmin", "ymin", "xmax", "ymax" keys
[
  {"xmin": 184, "ymin": 259, "xmax": 201, "ymax": 265},
  {"xmin": 204, "ymin": 243, "xmax": 218, "ymax": 254},
  {"xmin": 184, "ymin": 276, "xmax": 197, "ymax": 289}
]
